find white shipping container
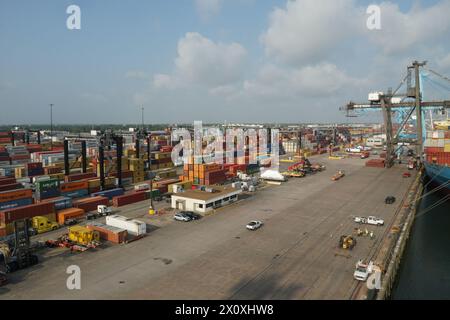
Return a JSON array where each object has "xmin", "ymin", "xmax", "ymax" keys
[
  {"xmin": 33, "ymin": 175, "xmax": 51, "ymax": 183},
  {"xmin": 134, "ymin": 183, "xmax": 150, "ymax": 191},
  {"xmin": 106, "ymin": 215, "xmax": 146, "ymax": 236},
  {"xmin": 368, "ymin": 92, "xmax": 383, "ymax": 102}
]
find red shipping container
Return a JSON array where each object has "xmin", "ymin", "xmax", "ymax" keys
[
  {"xmin": 65, "ymin": 172, "xmax": 97, "ymax": 182},
  {"xmin": 0, "ymin": 183, "xmax": 24, "ymax": 192},
  {"xmin": 0, "ymin": 227, "xmax": 6, "ymax": 237},
  {"xmin": 72, "ymin": 196, "xmax": 108, "ymax": 213},
  {"xmin": 0, "ymin": 178, "xmax": 16, "ymax": 186},
  {"xmin": 27, "ymin": 162, "xmax": 43, "ymax": 170},
  {"xmin": 0, "ymin": 202, "xmax": 56, "ymax": 224},
  {"xmin": 112, "ymin": 192, "xmax": 147, "ymax": 207}
]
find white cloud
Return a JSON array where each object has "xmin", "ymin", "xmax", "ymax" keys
[
  {"xmin": 153, "ymin": 32, "xmax": 247, "ymax": 89},
  {"xmin": 242, "ymin": 63, "xmax": 363, "ymax": 98},
  {"xmin": 367, "ymin": 1, "xmax": 450, "ymax": 54},
  {"xmin": 260, "ymin": 0, "xmax": 363, "ymax": 65},
  {"xmin": 195, "ymin": 0, "xmax": 223, "ymax": 21}
]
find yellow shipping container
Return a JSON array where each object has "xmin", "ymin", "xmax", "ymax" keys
[
  {"xmin": 154, "ymin": 152, "xmax": 171, "ymax": 160},
  {"xmin": 88, "ymin": 179, "xmax": 101, "ymax": 188},
  {"xmin": 445, "ymin": 144, "xmax": 450, "ymax": 153},
  {"xmin": 15, "ymin": 167, "xmax": 25, "ymax": 178},
  {"xmin": 49, "ymin": 173, "xmax": 65, "ymax": 180}
]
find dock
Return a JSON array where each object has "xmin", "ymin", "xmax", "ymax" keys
[{"xmin": 0, "ymin": 154, "xmax": 419, "ymax": 299}]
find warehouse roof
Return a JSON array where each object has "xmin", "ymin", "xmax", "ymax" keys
[{"xmin": 172, "ymin": 186, "xmax": 241, "ymax": 201}]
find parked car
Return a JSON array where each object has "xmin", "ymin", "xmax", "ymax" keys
[
  {"xmin": 183, "ymin": 212, "xmax": 202, "ymax": 220},
  {"xmin": 354, "ymin": 216, "xmax": 384, "ymax": 226},
  {"xmin": 354, "ymin": 260, "xmax": 374, "ymax": 281},
  {"xmin": 246, "ymin": 220, "xmax": 263, "ymax": 230},
  {"xmin": 174, "ymin": 212, "xmax": 192, "ymax": 222},
  {"xmin": 385, "ymin": 196, "xmax": 396, "ymax": 204}
]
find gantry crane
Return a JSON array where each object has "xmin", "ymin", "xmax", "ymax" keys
[{"xmin": 343, "ymin": 61, "xmax": 450, "ymax": 168}]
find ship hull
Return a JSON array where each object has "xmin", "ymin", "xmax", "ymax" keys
[{"xmin": 424, "ymin": 162, "xmax": 450, "ymax": 194}]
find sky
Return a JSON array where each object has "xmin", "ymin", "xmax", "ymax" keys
[{"xmin": 0, "ymin": 0, "xmax": 450, "ymax": 125}]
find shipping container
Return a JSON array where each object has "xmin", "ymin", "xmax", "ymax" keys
[
  {"xmin": 105, "ymin": 215, "xmax": 146, "ymax": 236},
  {"xmin": 39, "ymin": 196, "xmax": 73, "ymax": 210},
  {"xmin": 86, "ymin": 222, "xmax": 127, "ymax": 244},
  {"xmin": 0, "ymin": 177, "xmax": 16, "ymax": 186},
  {"xmin": 72, "ymin": 196, "xmax": 108, "ymax": 213},
  {"xmin": 64, "ymin": 172, "xmax": 96, "ymax": 182},
  {"xmin": 0, "ymin": 197, "xmax": 34, "ymax": 211},
  {"xmin": 57, "ymin": 208, "xmax": 85, "ymax": 225},
  {"xmin": 112, "ymin": 192, "xmax": 147, "ymax": 207},
  {"xmin": 0, "ymin": 202, "xmax": 56, "ymax": 225},
  {"xmin": 91, "ymin": 188, "xmax": 124, "ymax": 200},
  {"xmin": 0, "ymin": 188, "xmax": 33, "ymax": 203},
  {"xmin": 61, "ymin": 188, "xmax": 89, "ymax": 199},
  {"xmin": 0, "ymin": 183, "xmax": 24, "ymax": 192},
  {"xmin": 60, "ymin": 180, "xmax": 89, "ymax": 193}
]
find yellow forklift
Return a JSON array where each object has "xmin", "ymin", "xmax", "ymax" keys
[{"xmin": 339, "ymin": 235, "xmax": 356, "ymax": 250}]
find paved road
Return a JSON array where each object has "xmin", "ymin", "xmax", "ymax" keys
[{"xmin": 0, "ymin": 155, "xmax": 416, "ymax": 299}]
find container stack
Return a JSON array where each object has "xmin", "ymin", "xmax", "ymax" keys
[
  {"xmin": 424, "ymin": 130, "xmax": 450, "ymax": 165},
  {"xmin": 181, "ymin": 163, "xmax": 227, "ymax": 186},
  {"xmin": 60, "ymin": 181, "xmax": 89, "ymax": 198},
  {"xmin": 27, "ymin": 162, "xmax": 45, "ymax": 177},
  {"xmin": 0, "ymin": 131, "xmax": 12, "ymax": 146},
  {"xmin": 7, "ymin": 146, "xmax": 30, "ymax": 165},
  {"xmin": 129, "ymin": 158, "xmax": 145, "ymax": 183},
  {"xmin": 0, "ymin": 189, "xmax": 33, "ymax": 211},
  {"xmin": 150, "ymin": 149, "xmax": 174, "ymax": 170},
  {"xmin": 0, "ymin": 146, "xmax": 10, "ymax": 165}
]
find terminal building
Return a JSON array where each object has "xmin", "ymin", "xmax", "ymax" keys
[{"xmin": 170, "ymin": 186, "xmax": 242, "ymax": 214}]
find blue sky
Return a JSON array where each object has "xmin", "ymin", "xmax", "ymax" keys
[{"xmin": 1, "ymin": 0, "xmax": 449, "ymax": 124}]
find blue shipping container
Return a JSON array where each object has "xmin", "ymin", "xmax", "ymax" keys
[
  {"xmin": 48, "ymin": 197, "xmax": 73, "ymax": 210},
  {"xmin": 36, "ymin": 188, "xmax": 61, "ymax": 201},
  {"xmin": 91, "ymin": 188, "xmax": 124, "ymax": 200},
  {"xmin": 0, "ymin": 197, "xmax": 33, "ymax": 210},
  {"xmin": 61, "ymin": 189, "xmax": 89, "ymax": 199}
]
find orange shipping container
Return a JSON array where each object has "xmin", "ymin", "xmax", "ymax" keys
[
  {"xmin": 60, "ymin": 181, "xmax": 89, "ymax": 193},
  {"xmin": 0, "ymin": 189, "xmax": 33, "ymax": 203},
  {"xmin": 57, "ymin": 208, "xmax": 85, "ymax": 225}
]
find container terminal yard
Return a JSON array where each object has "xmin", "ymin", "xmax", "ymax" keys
[
  {"xmin": 0, "ymin": 120, "xmax": 425, "ymax": 300},
  {"xmin": 2, "ymin": 1, "xmax": 450, "ymax": 305}
]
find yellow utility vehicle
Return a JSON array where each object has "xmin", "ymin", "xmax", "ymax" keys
[
  {"xmin": 68, "ymin": 226, "xmax": 100, "ymax": 246},
  {"xmin": 32, "ymin": 216, "xmax": 59, "ymax": 234}
]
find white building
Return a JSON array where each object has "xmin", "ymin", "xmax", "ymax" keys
[{"xmin": 171, "ymin": 186, "xmax": 242, "ymax": 214}]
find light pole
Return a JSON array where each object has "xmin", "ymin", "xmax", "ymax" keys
[
  {"xmin": 141, "ymin": 106, "xmax": 144, "ymax": 129},
  {"xmin": 50, "ymin": 103, "xmax": 54, "ymax": 150}
]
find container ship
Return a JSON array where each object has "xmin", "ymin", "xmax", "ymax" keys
[{"xmin": 423, "ymin": 120, "xmax": 450, "ymax": 194}]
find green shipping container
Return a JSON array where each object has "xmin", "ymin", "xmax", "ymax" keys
[{"xmin": 36, "ymin": 179, "xmax": 60, "ymax": 191}]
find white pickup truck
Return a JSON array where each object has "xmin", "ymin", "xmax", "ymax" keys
[{"xmin": 354, "ymin": 216, "xmax": 384, "ymax": 226}]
